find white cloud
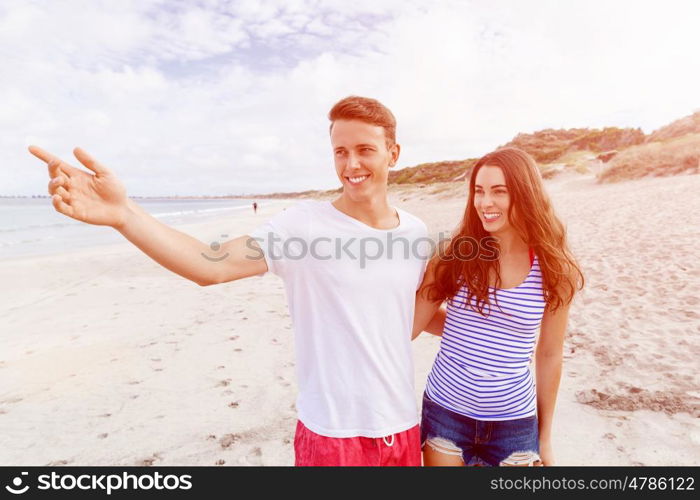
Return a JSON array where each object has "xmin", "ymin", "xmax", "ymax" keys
[{"xmin": 2, "ymin": 0, "xmax": 699, "ymax": 196}]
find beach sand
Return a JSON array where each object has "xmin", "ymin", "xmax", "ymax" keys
[{"xmin": 1, "ymin": 174, "xmax": 699, "ymax": 466}]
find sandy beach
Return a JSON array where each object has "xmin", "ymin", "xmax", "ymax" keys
[{"xmin": 1, "ymin": 173, "xmax": 699, "ymax": 466}]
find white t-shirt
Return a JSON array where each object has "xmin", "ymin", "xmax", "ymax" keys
[{"xmin": 250, "ymin": 200, "xmax": 429, "ymax": 438}]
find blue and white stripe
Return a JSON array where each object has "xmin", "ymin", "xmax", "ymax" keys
[{"xmin": 425, "ymin": 256, "xmax": 546, "ymax": 421}]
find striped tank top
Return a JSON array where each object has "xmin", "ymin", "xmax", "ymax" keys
[{"xmin": 425, "ymin": 252, "xmax": 545, "ymax": 421}]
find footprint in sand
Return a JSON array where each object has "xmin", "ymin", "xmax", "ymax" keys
[
  {"xmin": 217, "ymin": 365, "xmax": 226, "ymax": 370},
  {"xmin": 245, "ymin": 447, "xmax": 263, "ymax": 465},
  {"xmin": 138, "ymin": 454, "xmax": 162, "ymax": 466},
  {"xmin": 99, "ymin": 413, "xmax": 111, "ymax": 418},
  {"xmin": 228, "ymin": 401, "xmax": 240, "ymax": 409},
  {"xmin": 229, "ymin": 336, "xmax": 239, "ymax": 341},
  {"xmin": 234, "ymin": 348, "xmax": 243, "ymax": 352},
  {"xmin": 97, "ymin": 433, "xmax": 108, "ymax": 439},
  {"xmin": 46, "ymin": 460, "xmax": 70, "ymax": 466},
  {"xmin": 219, "ymin": 433, "xmax": 240, "ymax": 449},
  {"xmin": 216, "ymin": 379, "xmax": 232, "ymax": 387},
  {"xmin": 127, "ymin": 380, "xmax": 142, "ymax": 385}
]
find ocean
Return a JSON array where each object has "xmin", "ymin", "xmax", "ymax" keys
[{"xmin": 0, "ymin": 197, "xmax": 260, "ymax": 259}]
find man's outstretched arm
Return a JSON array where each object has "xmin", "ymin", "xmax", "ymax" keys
[{"xmin": 29, "ymin": 146, "xmax": 268, "ymax": 286}]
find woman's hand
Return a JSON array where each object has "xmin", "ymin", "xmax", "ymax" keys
[{"xmin": 538, "ymin": 438, "xmax": 554, "ymax": 466}]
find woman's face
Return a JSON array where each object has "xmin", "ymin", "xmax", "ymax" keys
[{"xmin": 473, "ymin": 165, "xmax": 513, "ymax": 235}]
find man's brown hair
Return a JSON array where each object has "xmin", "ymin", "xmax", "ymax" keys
[{"xmin": 328, "ymin": 96, "xmax": 397, "ymax": 147}]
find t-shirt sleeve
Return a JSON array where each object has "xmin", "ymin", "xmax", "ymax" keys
[{"xmin": 248, "ymin": 202, "xmax": 310, "ymax": 278}]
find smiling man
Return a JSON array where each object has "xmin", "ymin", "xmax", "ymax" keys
[{"xmin": 29, "ymin": 96, "xmax": 429, "ymax": 466}]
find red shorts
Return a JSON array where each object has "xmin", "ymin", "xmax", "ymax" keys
[{"xmin": 293, "ymin": 420, "xmax": 421, "ymax": 466}]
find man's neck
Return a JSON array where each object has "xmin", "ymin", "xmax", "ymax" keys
[{"xmin": 332, "ymin": 194, "xmax": 399, "ymax": 230}]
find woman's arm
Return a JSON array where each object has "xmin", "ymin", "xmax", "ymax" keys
[
  {"xmin": 423, "ymin": 304, "xmax": 446, "ymax": 337},
  {"xmin": 535, "ymin": 301, "xmax": 570, "ymax": 466},
  {"xmin": 412, "ymin": 260, "xmax": 443, "ymax": 339}
]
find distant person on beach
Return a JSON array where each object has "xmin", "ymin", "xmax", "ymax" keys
[
  {"xmin": 29, "ymin": 96, "xmax": 431, "ymax": 466},
  {"xmin": 252, "ymin": 201, "xmax": 257, "ymax": 214},
  {"xmin": 412, "ymin": 148, "xmax": 584, "ymax": 466}
]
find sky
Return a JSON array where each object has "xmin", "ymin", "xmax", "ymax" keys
[{"xmin": 2, "ymin": 0, "xmax": 699, "ymax": 196}]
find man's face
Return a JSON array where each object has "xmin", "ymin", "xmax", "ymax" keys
[{"xmin": 330, "ymin": 119, "xmax": 399, "ymax": 204}]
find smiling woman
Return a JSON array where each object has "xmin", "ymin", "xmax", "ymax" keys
[{"xmin": 413, "ymin": 147, "xmax": 585, "ymax": 467}]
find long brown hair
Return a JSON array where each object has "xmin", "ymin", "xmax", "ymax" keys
[{"xmin": 425, "ymin": 147, "xmax": 584, "ymax": 314}]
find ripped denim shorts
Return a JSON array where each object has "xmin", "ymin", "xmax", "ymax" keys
[{"xmin": 420, "ymin": 391, "xmax": 541, "ymax": 466}]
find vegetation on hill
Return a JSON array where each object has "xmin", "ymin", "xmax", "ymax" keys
[
  {"xmin": 385, "ymin": 111, "xmax": 699, "ymax": 187},
  {"xmin": 646, "ymin": 111, "xmax": 700, "ymax": 143},
  {"xmin": 388, "ymin": 159, "xmax": 477, "ymax": 184},
  {"xmin": 500, "ymin": 127, "xmax": 645, "ymax": 164},
  {"xmin": 598, "ymin": 133, "xmax": 700, "ymax": 183}
]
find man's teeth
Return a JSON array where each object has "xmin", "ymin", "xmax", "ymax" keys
[
  {"xmin": 348, "ymin": 175, "xmax": 368, "ymax": 184},
  {"xmin": 484, "ymin": 212, "xmax": 501, "ymax": 220}
]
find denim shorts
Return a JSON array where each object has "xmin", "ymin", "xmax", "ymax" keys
[{"xmin": 420, "ymin": 392, "xmax": 541, "ymax": 466}]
